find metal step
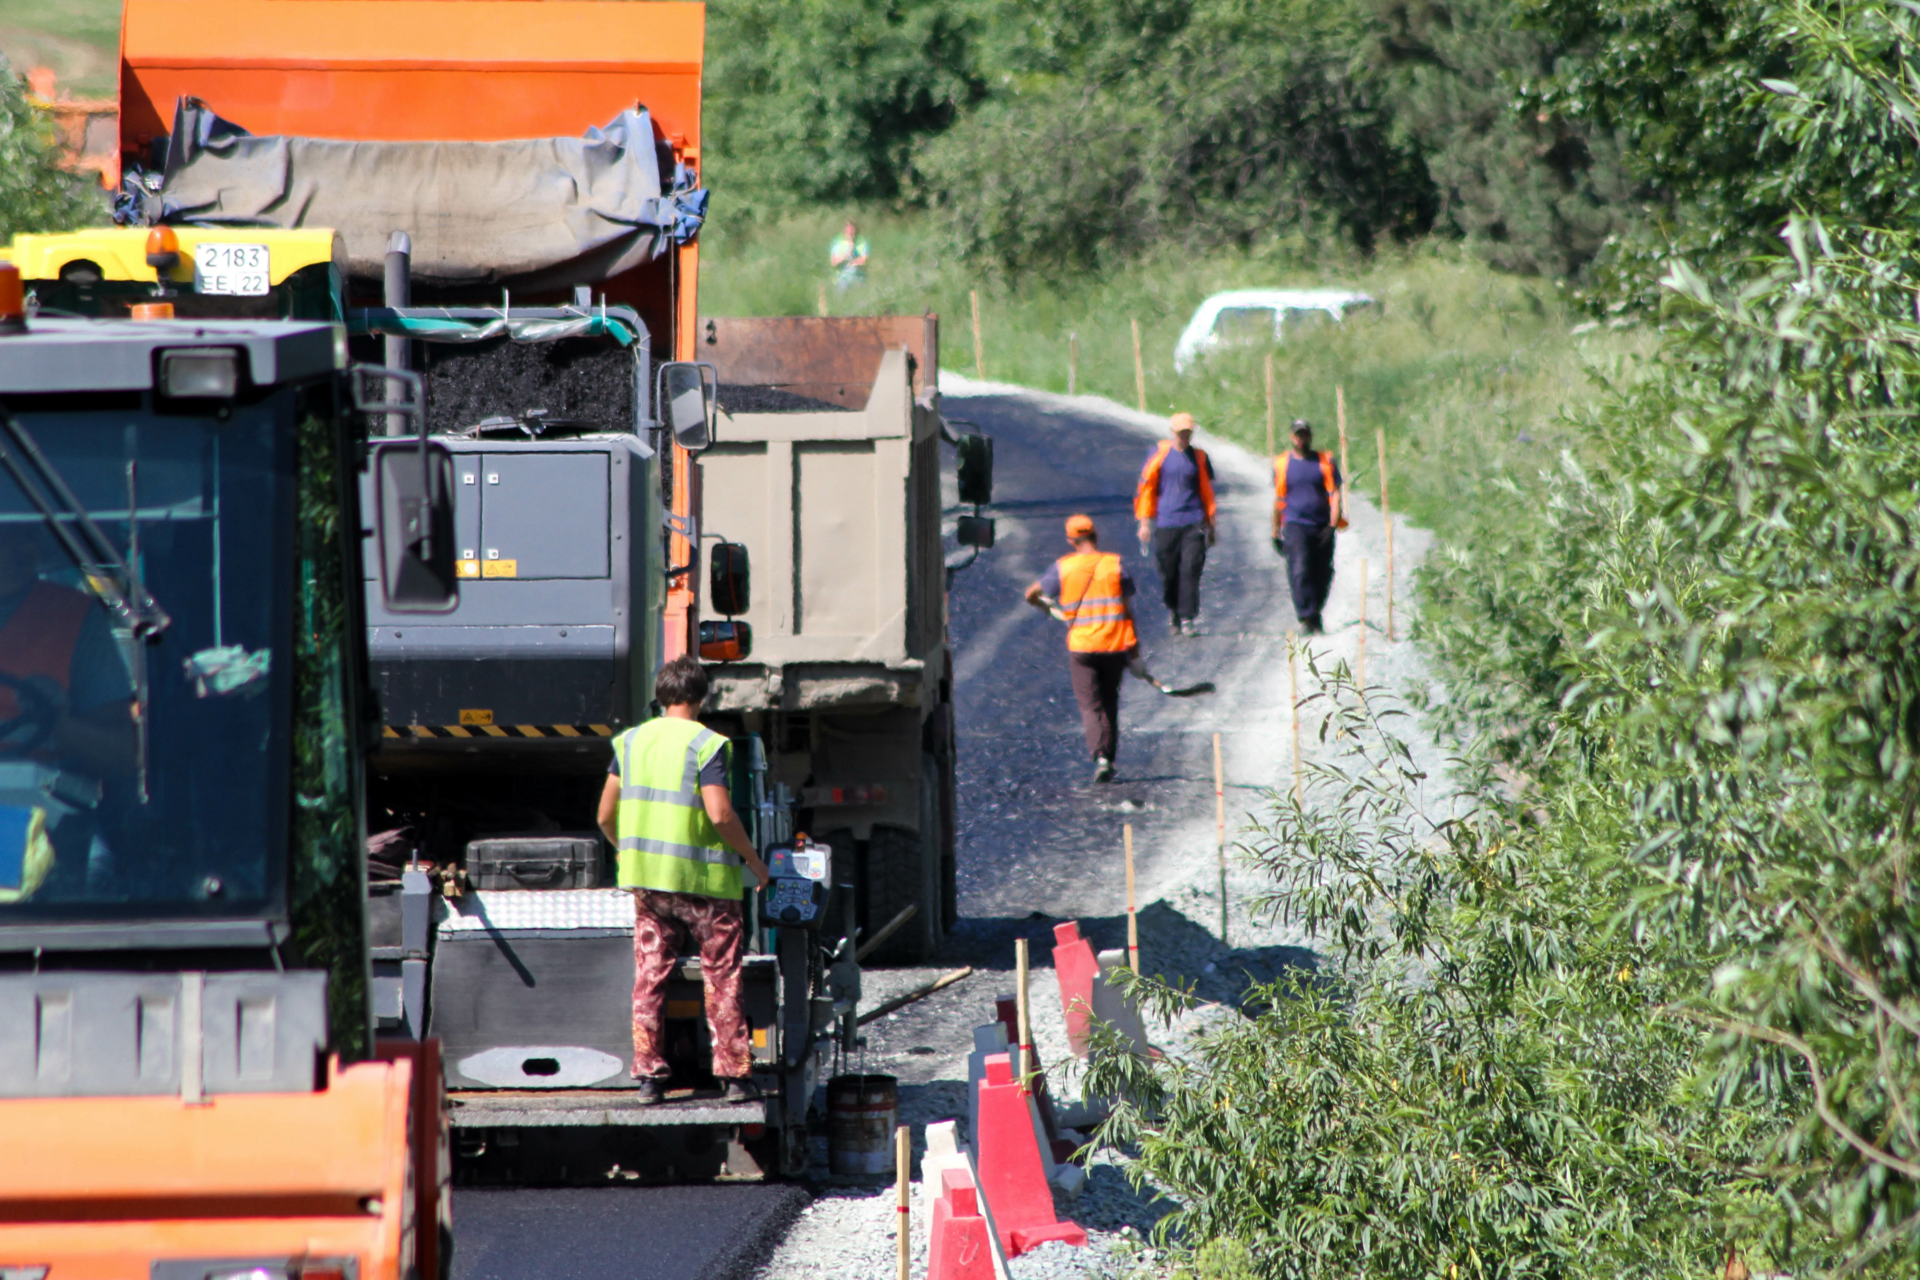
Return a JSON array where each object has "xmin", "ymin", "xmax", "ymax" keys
[{"xmin": 449, "ymin": 1087, "xmax": 767, "ymax": 1127}]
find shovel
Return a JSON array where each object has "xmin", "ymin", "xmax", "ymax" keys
[
  {"xmin": 1040, "ymin": 595, "xmax": 1214, "ymax": 697},
  {"xmin": 1127, "ymin": 651, "xmax": 1215, "ymax": 698}
]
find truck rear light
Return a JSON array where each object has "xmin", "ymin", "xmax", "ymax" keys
[
  {"xmin": 0, "ymin": 263, "xmax": 25, "ymax": 335},
  {"xmin": 807, "ymin": 784, "xmax": 888, "ymax": 806}
]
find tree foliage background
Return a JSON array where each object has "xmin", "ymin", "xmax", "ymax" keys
[
  {"xmin": 0, "ymin": 62, "xmax": 105, "ymax": 240},
  {"xmin": 704, "ymin": 0, "xmax": 1640, "ymax": 277}
]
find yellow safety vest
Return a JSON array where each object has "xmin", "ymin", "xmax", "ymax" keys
[{"xmin": 611, "ymin": 718, "xmax": 741, "ymax": 899}]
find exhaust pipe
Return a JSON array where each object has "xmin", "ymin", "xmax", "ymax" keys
[{"xmin": 384, "ymin": 230, "xmax": 412, "ymax": 437}]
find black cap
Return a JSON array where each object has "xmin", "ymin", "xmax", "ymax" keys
[{"xmin": 1290, "ymin": 418, "xmax": 1311, "ymax": 433}]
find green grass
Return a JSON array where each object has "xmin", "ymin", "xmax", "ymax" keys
[
  {"xmin": 0, "ymin": 0, "xmax": 121, "ymax": 96},
  {"xmin": 699, "ymin": 210, "xmax": 1647, "ymax": 544}
]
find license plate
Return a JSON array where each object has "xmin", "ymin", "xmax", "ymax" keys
[{"xmin": 194, "ymin": 242, "xmax": 270, "ymax": 296}]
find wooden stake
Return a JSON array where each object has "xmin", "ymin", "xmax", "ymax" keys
[
  {"xmin": 971, "ymin": 290, "xmax": 984, "ymax": 380},
  {"xmin": 1289, "ymin": 634, "xmax": 1303, "ymax": 804},
  {"xmin": 1337, "ymin": 385, "xmax": 1351, "ymax": 518},
  {"xmin": 1014, "ymin": 937, "xmax": 1032, "ymax": 1084},
  {"xmin": 1131, "ymin": 318, "xmax": 1146, "ymax": 413},
  {"xmin": 895, "ymin": 1124, "xmax": 912, "ymax": 1280},
  {"xmin": 1356, "ymin": 558, "xmax": 1368, "ymax": 697},
  {"xmin": 817, "ymin": 281, "xmax": 829, "ymax": 317},
  {"xmin": 1378, "ymin": 428, "xmax": 1393, "ymax": 642},
  {"xmin": 1264, "ymin": 353, "xmax": 1275, "ymax": 460},
  {"xmin": 1068, "ymin": 331, "xmax": 1078, "ymax": 396},
  {"xmin": 1213, "ymin": 732, "xmax": 1228, "ymax": 945},
  {"xmin": 1124, "ymin": 824, "xmax": 1139, "ymax": 976}
]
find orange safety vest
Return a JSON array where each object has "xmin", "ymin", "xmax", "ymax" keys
[
  {"xmin": 1134, "ymin": 441, "xmax": 1216, "ymax": 523},
  {"xmin": 1055, "ymin": 552, "xmax": 1137, "ymax": 654},
  {"xmin": 0, "ymin": 581, "xmax": 90, "ymax": 719},
  {"xmin": 1274, "ymin": 451, "xmax": 1348, "ymax": 530}
]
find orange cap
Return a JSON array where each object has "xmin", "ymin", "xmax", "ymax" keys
[
  {"xmin": 1170, "ymin": 412, "xmax": 1195, "ymax": 433},
  {"xmin": 1064, "ymin": 514, "xmax": 1096, "ymax": 539}
]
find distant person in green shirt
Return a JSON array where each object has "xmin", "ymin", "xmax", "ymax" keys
[{"xmin": 829, "ymin": 220, "xmax": 870, "ymax": 290}]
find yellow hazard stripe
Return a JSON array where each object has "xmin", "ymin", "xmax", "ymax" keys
[{"xmin": 383, "ymin": 724, "xmax": 618, "ymax": 739}]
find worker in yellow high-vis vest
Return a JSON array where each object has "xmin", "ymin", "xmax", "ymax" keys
[{"xmin": 597, "ymin": 654, "xmax": 772, "ymax": 1105}]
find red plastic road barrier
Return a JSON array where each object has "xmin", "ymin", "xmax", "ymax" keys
[
  {"xmin": 1052, "ymin": 921, "xmax": 1101, "ymax": 1057},
  {"xmin": 996, "ymin": 991, "xmax": 1064, "ymax": 1153},
  {"xmin": 974, "ymin": 1053, "xmax": 1088, "ymax": 1257},
  {"xmin": 929, "ymin": 1167, "xmax": 997, "ymax": 1280}
]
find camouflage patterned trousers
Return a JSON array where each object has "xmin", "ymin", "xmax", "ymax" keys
[{"xmin": 630, "ymin": 889, "xmax": 749, "ymax": 1080}]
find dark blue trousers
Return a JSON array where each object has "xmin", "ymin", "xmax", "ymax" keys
[{"xmin": 1282, "ymin": 523, "xmax": 1336, "ymax": 631}]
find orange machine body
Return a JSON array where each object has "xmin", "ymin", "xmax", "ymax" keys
[
  {"xmin": 0, "ymin": 1059, "xmax": 416, "ymax": 1280},
  {"xmin": 120, "ymin": 0, "xmax": 708, "ymax": 656}
]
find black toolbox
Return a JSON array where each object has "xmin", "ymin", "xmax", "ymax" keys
[{"xmin": 465, "ymin": 834, "xmax": 605, "ymax": 890}]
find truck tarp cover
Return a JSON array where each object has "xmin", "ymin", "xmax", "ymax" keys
[{"xmin": 144, "ymin": 98, "xmax": 707, "ymax": 287}]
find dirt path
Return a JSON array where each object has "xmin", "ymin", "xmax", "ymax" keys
[{"xmin": 746, "ymin": 374, "xmax": 1447, "ymax": 1278}]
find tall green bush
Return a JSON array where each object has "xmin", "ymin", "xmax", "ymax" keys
[
  {"xmin": 703, "ymin": 0, "xmax": 988, "ymax": 218},
  {"xmin": 1088, "ymin": 666, "xmax": 1787, "ymax": 1278},
  {"xmin": 0, "ymin": 66, "xmax": 103, "ymax": 240},
  {"xmin": 1525, "ymin": 0, "xmax": 1920, "ymax": 303},
  {"xmin": 1373, "ymin": 0, "xmax": 1644, "ymax": 277},
  {"xmin": 917, "ymin": 0, "xmax": 1439, "ymax": 275},
  {"xmin": 1419, "ymin": 227, "xmax": 1920, "ymax": 1264}
]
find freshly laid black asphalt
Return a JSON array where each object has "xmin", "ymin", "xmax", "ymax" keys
[
  {"xmin": 448, "ymin": 388, "xmax": 1296, "ymax": 1280},
  {"xmin": 450, "ymin": 1185, "xmax": 809, "ymax": 1280}
]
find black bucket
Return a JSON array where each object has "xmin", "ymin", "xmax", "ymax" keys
[{"xmin": 827, "ymin": 1073, "xmax": 898, "ymax": 1176}]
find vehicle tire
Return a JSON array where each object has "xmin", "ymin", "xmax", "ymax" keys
[
  {"xmin": 935, "ymin": 745, "xmax": 958, "ymax": 932},
  {"xmin": 864, "ymin": 801, "xmax": 943, "ymax": 964}
]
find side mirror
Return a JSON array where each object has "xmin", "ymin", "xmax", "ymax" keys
[
  {"xmin": 955, "ymin": 432, "xmax": 993, "ymax": 505},
  {"xmin": 373, "ymin": 440, "xmax": 458, "ymax": 613},
  {"xmin": 956, "ymin": 515, "xmax": 995, "ymax": 549},
  {"xmin": 709, "ymin": 541, "xmax": 750, "ymax": 615},
  {"xmin": 657, "ymin": 361, "xmax": 718, "ymax": 451},
  {"xmin": 698, "ymin": 619, "xmax": 752, "ymax": 662},
  {"xmin": 353, "ymin": 364, "xmax": 460, "ymax": 614}
]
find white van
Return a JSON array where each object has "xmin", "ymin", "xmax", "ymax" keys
[{"xmin": 1172, "ymin": 289, "xmax": 1376, "ymax": 373}]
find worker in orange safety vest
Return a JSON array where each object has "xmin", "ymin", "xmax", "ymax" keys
[
  {"xmin": 1134, "ymin": 412, "xmax": 1216, "ymax": 638},
  {"xmin": 1024, "ymin": 514, "xmax": 1140, "ymax": 783},
  {"xmin": 1271, "ymin": 418, "xmax": 1346, "ymax": 634}
]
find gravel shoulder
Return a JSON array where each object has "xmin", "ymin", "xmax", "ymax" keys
[{"xmin": 744, "ymin": 373, "xmax": 1452, "ymax": 1279}]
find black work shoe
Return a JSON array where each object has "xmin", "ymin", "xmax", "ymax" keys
[
  {"xmin": 633, "ymin": 1078, "xmax": 664, "ymax": 1105},
  {"xmin": 722, "ymin": 1078, "xmax": 761, "ymax": 1103},
  {"xmin": 1093, "ymin": 756, "xmax": 1116, "ymax": 783}
]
